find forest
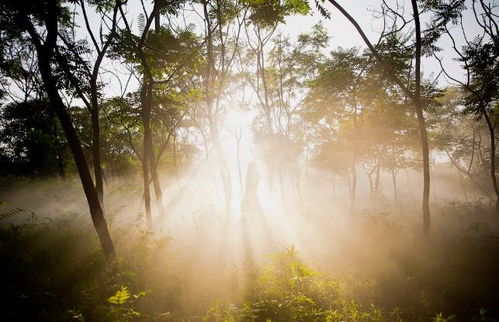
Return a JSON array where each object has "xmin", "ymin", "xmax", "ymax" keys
[{"xmin": 0, "ymin": 0, "xmax": 498, "ymax": 321}]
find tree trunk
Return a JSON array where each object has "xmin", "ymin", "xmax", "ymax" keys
[
  {"xmin": 173, "ymin": 134, "xmax": 179, "ymax": 182},
  {"xmin": 411, "ymin": 0, "xmax": 431, "ymax": 239},
  {"xmin": 36, "ymin": 46, "xmax": 115, "ymax": 260},
  {"xmin": 351, "ymin": 105, "xmax": 358, "ymax": 215},
  {"xmin": 24, "ymin": 1, "xmax": 116, "ymax": 259},
  {"xmin": 351, "ymin": 163, "xmax": 357, "ymax": 213},
  {"xmin": 50, "ymin": 109, "xmax": 66, "ymax": 179},
  {"xmin": 150, "ymin": 157, "xmax": 166, "ymax": 219},
  {"xmin": 374, "ymin": 157, "xmax": 381, "ymax": 198},
  {"xmin": 87, "ymin": 0, "xmax": 119, "ymax": 208},
  {"xmin": 392, "ymin": 171, "xmax": 398, "ymax": 206},
  {"xmin": 203, "ymin": 0, "xmax": 232, "ymax": 214},
  {"xmin": 141, "ymin": 82, "xmax": 153, "ymax": 230},
  {"xmin": 483, "ymin": 111, "xmax": 499, "ymax": 213},
  {"xmin": 90, "ymin": 108, "xmax": 104, "ymax": 206},
  {"xmin": 459, "ymin": 173, "xmax": 469, "ymax": 202},
  {"xmin": 367, "ymin": 172, "xmax": 374, "ymax": 198}
]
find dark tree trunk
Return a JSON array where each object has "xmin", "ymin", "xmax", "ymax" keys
[
  {"xmin": 36, "ymin": 46, "xmax": 115, "ymax": 260},
  {"xmin": 150, "ymin": 156, "xmax": 166, "ymax": 218},
  {"xmin": 86, "ymin": 1, "xmax": 119, "ymax": 208},
  {"xmin": 90, "ymin": 108, "xmax": 104, "ymax": 206},
  {"xmin": 483, "ymin": 111, "xmax": 499, "ymax": 214},
  {"xmin": 411, "ymin": 0, "xmax": 431, "ymax": 239},
  {"xmin": 141, "ymin": 82, "xmax": 153, "ymax": 230},
  {"xmin": 23, "ymin": 2, "xmax": 115, "ymax": 259},
  {"xmin": 50, "ymin": 108, "xmax": 66, "ymax": 179}
]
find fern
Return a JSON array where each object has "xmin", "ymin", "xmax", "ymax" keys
[{"xmin": 108, "ymin": 285, "xmax": 131, "ymax": 305}]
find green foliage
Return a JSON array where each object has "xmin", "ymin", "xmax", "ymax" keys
[
  {"xmin": 106, "ymin": 285, "xmax": 148, "ymax": 321},
  {"xmin": 205, "ymin": 246, "xmax": 383, "ymax": 321},
  {"xmin": 108, "ymin": 285, "xmax": 131, "ymax": 304},
  {"xmin": 0, "ymin": 99, "xmax": 69, "ymax": 177},
  {"xmin": 244, "ymin": 0, "xmax": 310, "ymax": 27},
  {"xmin": 462, "ymin": 40, "xmax": 499, "ymax": 116}
]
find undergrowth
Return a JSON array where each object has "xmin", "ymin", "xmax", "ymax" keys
[{"xmin": 0, "ymin": 200, "xmax": 498, "ymax": 321}]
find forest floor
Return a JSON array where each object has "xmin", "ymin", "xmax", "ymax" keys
[{"xmin": 1, "ymin": 177, "xmax": 499, "ymax": 321}]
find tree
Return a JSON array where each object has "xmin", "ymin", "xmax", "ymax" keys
[
  {"xmin": 197, "ymin": 0, "xmax": 247, "ymax": 214},
  {"xmin": 431, "ymin": 0, "xmax": 499, "ymax": 212},
  {"xmin": 0, "ymin": 99, "xmax": 68, "ymax": 177},
  {"xmin": 112, "ymin": 0, "xmax": 200, "ymax": 229},
  {"xmin": 0, "ymin": 0, "xmax": 115, "ymax": 258},
  {"xmin": 323, "ymin": 0, "xmax": 434, "ymax": 238},
  {"xmin": 54, "ymin": 0, "xmax": 120, "ymax": 206}
]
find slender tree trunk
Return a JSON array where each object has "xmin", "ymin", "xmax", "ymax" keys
[
  {"xmin": 50, "ymin": 109, "xmax": 66, "ymax": 179},
  {"xmin": 459, "ymin": 173, "xmax": 469, "ymax": 202},
  {"xmin": 141, "ymin": 83, "xmax": 153, "ymax": 230},
  {"xmin": 374, "ymin": 157, "xmax": 381, "ymax": 198},
  {"xmin": 351, "ymin": 106, "xmax": 357, "ymax": 215},
  {"xmin": 351, "ymin": 163, "xmax": 357, "ymax": 213},
  {"xmin": 150, "ymin": 157, "xmax": 166, "ymax": 218},
  {"xmin": 142, "ymin": 155, "xmax": 152, "ymax": 230},
  {"xmin": 411, "ymin": 0, "xmax": 431, "ymax": 238},
  {"xmin": 90, "ymin": 108, "xmax": 104, "ymax": 206},
  {"xmin": 147, "ymin": 0, "xmax": 166, "ymax": 219},
  {"xmin": 259, "ymin": 46, "xmax": 272, "ymax": 134},
  {"xmin": 483, "ymin": 111, "xmax": 499, "ymax": 213},
  {"xmin": 86, "ymin": 2, "xmax": 119, "ymax": 208},
  {"xmin": 346, "ymin": 172, "xmax": 352, "ymax": 196},
  {"xmin": 392, "ymin": 171, "xmax": 398, "ymax": 206},
  {"xmin": 173, "ymin": 134, "xmax": 179, "ymax": 182},
  {"xmin": 367, "ymin": 172, "xmax": 374, "ymax": 198},
  {"xmin": 203, "ymin": 0, "xmax": 232, "ymax": 214}
]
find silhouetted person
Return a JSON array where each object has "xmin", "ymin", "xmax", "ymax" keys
[
  {"xmin": 241, "ymin": 161, "xmax": 274, "ymax": 259},
  {"xmin": 242, "ymin": 161, "xmax": 263, "ymax": 217}
]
